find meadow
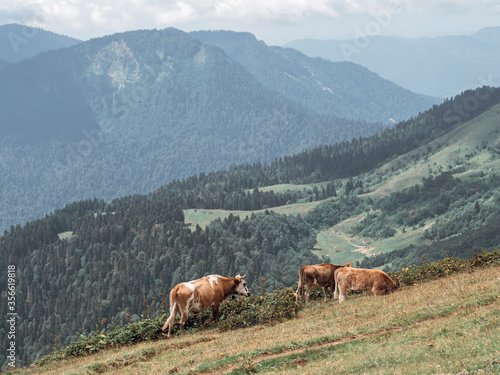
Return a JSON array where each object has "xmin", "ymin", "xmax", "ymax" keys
[{"xmin": 12, "ymin": 252, "xmax": 499, "ymax": 375}]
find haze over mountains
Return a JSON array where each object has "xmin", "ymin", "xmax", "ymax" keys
[
  {"xmin": 285, "ymin": 26, "xmax": 500, "ymax": 98},
  {"xmin": 0, "ymin": 26, "xmax": 436, "ymax": 231},
  {"xmin": 191, "ymin": 30, "xmax": 434, "ymax": 123},
  {"xmin": 0, "ymin": 23, "xmax": 80, "ymax": 64}
]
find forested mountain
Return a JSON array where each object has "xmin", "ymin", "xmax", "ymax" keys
[
  {"xmin": 1, "ymin": 87, "xmax": 499, "ymax": 368},
  {"xmin": 285, "ymin": 26, "xmax": 500, "ymax": 98},
  {"xmin": 191, "ymin": 30, "xmax": 437, "ymax": 123},
  {"xmin": 0, "ymin": 27, "xmax": 434, "ymax": 231},
  {"xmin": 0, "ymin": 23, "xmax": 81, "ymax": 63}
]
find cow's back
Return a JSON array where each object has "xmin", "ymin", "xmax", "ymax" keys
[
  {"xmin": 303, "ymin": 264, "xmax": 337, "ymax": 285},
  {"xmin": 336, "ymin": 267, "xmax": 398, "ymax": 302}
]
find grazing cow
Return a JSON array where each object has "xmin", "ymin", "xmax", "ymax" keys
[
  {"xmin": 334, "ymin": 267, "xmax": 400, "ymax": 303},
  {"xmin": 162, "ymin": 274, "xmax": 251, "ymax": 338},
  {"xmin": 295, "ymin": 263, "xmax": 353, "ymax": 305}
]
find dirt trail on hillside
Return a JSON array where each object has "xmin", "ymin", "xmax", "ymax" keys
[
  {"xmin": 197, "ymin": 315, "xmax": 448, "ymax": 375},
  {"xmin": 327, "ymin": 226, "xmax": 375, "ymax": 255}
]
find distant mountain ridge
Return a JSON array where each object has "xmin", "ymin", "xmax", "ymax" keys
[
  {"xmin": 0, "ymin": 27, "xmax": 436, "ymax": 230},
  {"xmin": 192, "ymin": 30, "xmax": 437, "ymax": 124},
  {"xmin": 0, "ymin": 23, "xmax": 81, "ymax": 63},
  {"xmin": 285, "ymin": 26, "xmax": 500, "ymax": 98}
]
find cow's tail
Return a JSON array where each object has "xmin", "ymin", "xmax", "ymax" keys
[
  {"xmin": 162, "ymin": 287, "xmax": 178, "ymax": 332},
  {"xmin": 295, "ymin": 267, "xmax": 305, "ymax": 303}
]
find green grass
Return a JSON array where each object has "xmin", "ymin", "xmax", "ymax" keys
[
  {"xmin": 183, "ymin": 199, "xmax": 326, "ymax": 231},
  {"xmin": 23, "ymin": 264, "xmax": 498, "ymax": 375},
  {"xmin": 21, "ymin": 251, "xmax": 499, "ymax": 375},
  {"xmin": 187, "ymin": 104, "xmax": 500, "ymax": 264},
  {"xmin": 57, "ymin": 231, "xmax": 74, "ymax": 240}
]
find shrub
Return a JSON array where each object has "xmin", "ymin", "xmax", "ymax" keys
[
  {"xmin": 388, "ymin": 249, "xmax": 500, "ymax": 286},
  {"xmin": 33, "ymin": 249, "xmax": 499, "ymax": 366},
  {"xmin": 218, "ymin": 287, "xmax": 301, "ymax": 331}
]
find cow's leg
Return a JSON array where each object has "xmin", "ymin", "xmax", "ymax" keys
[
  {"xmin": 372, "ymin": 286, "xmax": 387, "ymax": 296},
  {"xmin": 213, "ymin": 304, "xmax": 220, "ymax": 322},
  {"xmin": 179, "ymin": 309, "xmax": 189, "ymax": 335},
  {"xmin": 201, "ymin": 305, "xmax": 219, "ymax": 328},
  {"xmin": 295, "ymin": 284, "xmax": 301, "ymax": 304},
  {"xmin": 163, "ymin": 302, "xmax": 179, "ymax": 339},
  {"xmin": 338, "ymin": 284, "xmax": 347, "ymax": 303},
  {"xmin": 323, "ymin": 286, "xmax": 329, "ymax": 302},
  {"xmin": 305, "ymin": 286, "xmax": 310, "ymax": 305}
]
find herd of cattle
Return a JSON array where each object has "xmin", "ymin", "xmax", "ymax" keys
[{"xmin": 162, "ymin": 263, "xmax": 400, "ymax": 338}]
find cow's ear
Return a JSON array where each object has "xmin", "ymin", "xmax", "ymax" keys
[{"xmin": 234, "ymin": 277, "xmax": 241, "ymax": 284}]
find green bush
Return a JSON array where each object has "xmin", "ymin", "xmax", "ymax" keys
[
  {"xmin": 218, "ymin": 287, "xmax": 300, "ymax": 331},
  {"xmin": 33, "ymin": 249, "xmax": 499, "ymax": 367},
  {"xmin": 389, "ymin": 249, "xmax": 500, "ymax": 286}
]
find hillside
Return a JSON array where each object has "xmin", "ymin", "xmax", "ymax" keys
[
  {"xmin": 191, "ymin": 30, "xmax": 437, "ymax": 123},
  {"xmin": 154, "ymin": 87, "xmax": 500, "ymax": 271},
  {"xmin": 1, "ymin": 86, "xmax": 500, "ymax": 368},
  {"xmin": 0, "ymin": 26, "xmax": 432, "ymax": 232},
  {"xmin": 13, "ymin": 262, "xmax": 500, "ymax": 374},
  {"xmin": 183, "ymin": 98, "xmax": 500, "ymax": 268},
  {"xmin": 285, "ymin": 26, "xmax": 500, "ymax": 97},
  {"xmin": 0, "ymin": 23, "xmax": 81, "ymax": 63}
]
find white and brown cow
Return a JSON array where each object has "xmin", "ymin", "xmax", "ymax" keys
[
  {"xmin": 295, "ymin": 263, "xmax": 353, "ymax": 305},
  {"xmin": 334, "ymin": 267, "xmax": 400, "ymax": 303},
  {"xmin": 162, "ymin": 274, "xmax": 251, "ymax": 338}
]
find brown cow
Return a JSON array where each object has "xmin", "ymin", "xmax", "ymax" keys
[
  {"xmin": 295, "ymin": 263, "xmax": 353, "ymax": 305},
  {"xmin": 162, "ymin": 274, "xmax": 250, "ymax": 338},
  {"xmin": 334, "ymin": 267, "xmax": 400, "ymax": 303}
]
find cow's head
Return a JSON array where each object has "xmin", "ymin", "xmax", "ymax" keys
[{"xmin": 234, "ymin": 274, "xmax": 251, "ymax": 296}]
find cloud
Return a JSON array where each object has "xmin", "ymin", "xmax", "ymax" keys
[{"xmin": 0, "ymin": 0, "xmax": 498, "ymax": 42}]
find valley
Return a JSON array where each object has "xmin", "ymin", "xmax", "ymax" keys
[{"xmin": 185, "ymin": 102, "xmax": 500, "ymax": 266}]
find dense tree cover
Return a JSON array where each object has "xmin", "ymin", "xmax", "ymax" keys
[
  {"xmin": 358, "ymin": 172, "xmax": 500, "ymax": 269},
  {"xmin": 1, "ymin": 86, "xmax": 500, "ymax": 369},
  {"xmin": 0, "ymin": 27, "xmax": 388, "ymax": 231},
  {"xmin": 0, "ymin": 196, "xmax": 319, "ymax": 367},
  {"xmin": 191, "ymin": 30, "xmax": 437, "ymax": 123},
  {"xmin": 151, "ymin": 86, "xmax": 500, "ymax": 202},
  {"xmin": 0, "ymin": 23, "xmax": 81, "ymax": 64}
]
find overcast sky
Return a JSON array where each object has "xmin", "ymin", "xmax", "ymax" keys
[{"xmin": 1, "ymin": 0, "xmax": 500, "ymax": 45}]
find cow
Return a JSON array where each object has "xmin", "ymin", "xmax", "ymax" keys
[
  {"xmin": 161, "ymin": 274, "xmax": 251, "ymax": 338},
  {"xmin": 295, "ymin": 263, "xmax": 353, "ymax": 305},
  {"xmin": 334, "ymin": 267, "xmax": 400, "ymax": 303}
]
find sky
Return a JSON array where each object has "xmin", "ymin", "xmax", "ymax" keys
[{"xmin": 1, "ymin": 0, "xmax": 500, "ymax": 45}]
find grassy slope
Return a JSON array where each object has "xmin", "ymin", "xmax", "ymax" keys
[
  {"xmin": 19, "ymin": 265, "xmax": 499, "ymax": 375},
  {"xmin": 184, "ymin": 103, "xmax": 500, "ymax": 264}
]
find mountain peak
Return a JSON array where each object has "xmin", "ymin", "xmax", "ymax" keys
[{"xmin": 0, "ymin": 23, "xmax": 81, "ymax": 63}]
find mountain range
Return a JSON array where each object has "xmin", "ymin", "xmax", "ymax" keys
[
  {"xmin": 191, "ymin": 30, "xmax": 435, "ymax": 122},
  {"xmin": 0, "ymin": 27, "xmax": 437, "ymax": 231},
  {"xmin": 1, "ymin": 23, "xmax": 500, "ymax": 368},
  {"xmin": 285, "ymin": 26, "xmax": 500, "ymax": 98}
]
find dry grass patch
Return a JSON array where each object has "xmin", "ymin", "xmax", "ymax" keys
[{"xmin": 15, "ymin": 266, "xmax": 499, "ymax": 375}]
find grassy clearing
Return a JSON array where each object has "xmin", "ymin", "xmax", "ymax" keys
[
  {"xmin": 183, "ymin": 199, "xmax": 325, "ymax": 231},
  {"xmin": 16, "ymin": 263, "xmax": 499, "ymax": 375},
  {"xmin": 57, "ymin": 231, "xmax": 74, "ymax": 240},
  {"xmin": 184, "ymin": 106, "xmax": 500, "ymax": 263}
]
